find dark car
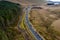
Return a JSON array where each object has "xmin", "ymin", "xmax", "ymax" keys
[{"xmin": 47, "ymin": 1, "xmax": 54, "ymax": 5}]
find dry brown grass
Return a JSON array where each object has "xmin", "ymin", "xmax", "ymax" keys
[{"xmin": 29, "ymin": 9, "xmax": 60, "ymax": 40}]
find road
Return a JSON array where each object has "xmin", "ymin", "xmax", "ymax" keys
[{"xmin": 25, "ymin": 6, "xmax": 43, "ymax": 40}]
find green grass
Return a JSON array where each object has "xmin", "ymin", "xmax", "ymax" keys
[
  {"xmin": 0, "ymin": 1, "xmax": 24, "ymax": 40},
  {"xmin": 0, "ymin": 1, "xmax": 22, "ymax": 28},
  {"xmin": 0, "ymin": 28, "xmax": 8, "ymax": 40}
]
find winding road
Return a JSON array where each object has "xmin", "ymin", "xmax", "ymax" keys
[{"xmin": 25, "ymin": 6, "xmax": 43, "ymax": 40}]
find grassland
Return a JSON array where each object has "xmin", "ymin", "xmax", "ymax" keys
[
  {"xmin": 0, "ymin": 1, "xmax": 25, "ymax": 40},
  {"xmin": 29, "ymin": 9, "xmax": 60, "ymax": 40},
  {"xmin": 0, "ymin": 1, "xmax": 38, "ymax": 40}
]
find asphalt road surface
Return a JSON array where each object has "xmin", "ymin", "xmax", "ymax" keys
[{"xmin": 25, "ymin": 6, "xmax": 43, "ymax": 40}]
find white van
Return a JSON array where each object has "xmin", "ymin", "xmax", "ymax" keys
[{"xmin": 54, "ymin": 3, "xmax": 60, "ymax": 5}]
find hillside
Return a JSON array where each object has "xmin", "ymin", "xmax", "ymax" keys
[
  {"xmin": 4, "ymin": 0, "xmax": 46, "ymax": 5},
  {"xmin": 0, "ymin": 1, "xmax": 25, "ymax": 40},
  {"xmin": 29, "ymin": 7, "xmax": 60, "ymax": 40}
]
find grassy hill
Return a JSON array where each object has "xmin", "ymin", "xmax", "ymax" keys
[
  {"xmin": 0, "ymin": 1, "xmax": 25, "ymax": 40},
  {"xmin": 6, "ymin": 0, "xmax": 46, "ymax": 5},
  {"xmin": 29, "ymin": 9, "xmax": 60, "ymax": 40}
]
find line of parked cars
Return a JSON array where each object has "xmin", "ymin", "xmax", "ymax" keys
[{"xmin": 47, "ymin": 1, "xmax": 60, "ymax": 5}]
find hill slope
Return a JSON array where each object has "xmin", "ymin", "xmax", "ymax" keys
[{"xmin": 5, "ymin": 0, "xmax": 46, "ymax": 5}]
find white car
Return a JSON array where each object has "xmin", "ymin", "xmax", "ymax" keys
[
  {"xmin": 47, "ymin": 1, "xmax": 60, "ymax": 5},
  {"xmin": 54, "ymin": 2, "xmax": 60, "ymax": 5}
]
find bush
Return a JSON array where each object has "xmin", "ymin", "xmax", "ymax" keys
[
  {"xmin": 0, "ymin": 1, "xmax": 23, "ymax": 40},
  {"xmin": 0, "ymin": 1, "xmax": 22, "ymax": 28}
]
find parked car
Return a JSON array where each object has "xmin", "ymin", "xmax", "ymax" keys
[{"xmin": 47, "ymin": 1, "xmax": 54, "ymax": 5}]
